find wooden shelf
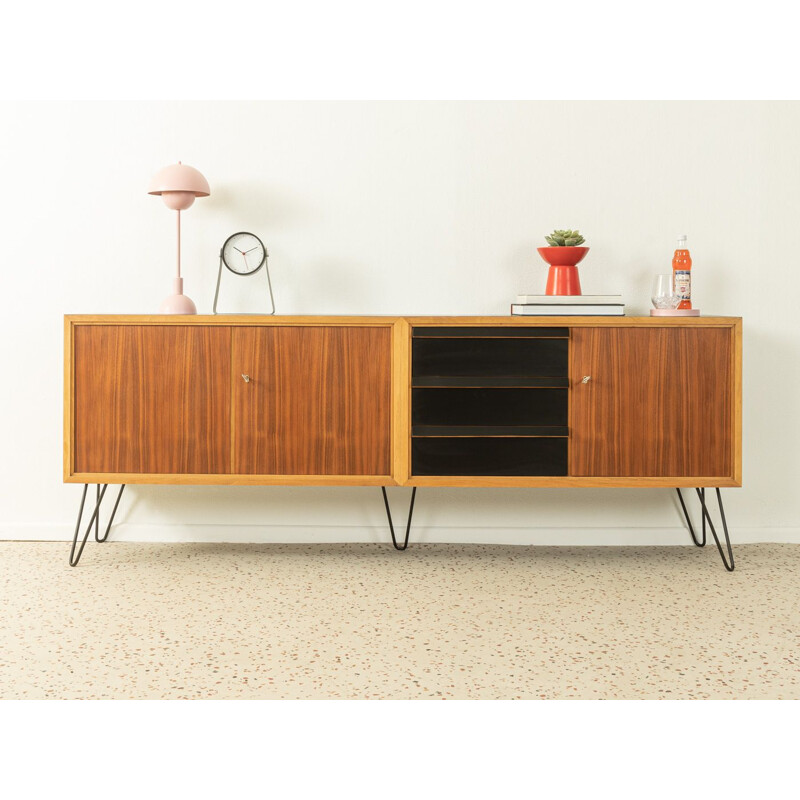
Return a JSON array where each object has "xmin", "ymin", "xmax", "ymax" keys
[
  {"xmin": 413, "ymin": 326, "xmax": 569, "ymax": 339},
  {"xmin": 412, "ymin": 425, "xmax": 569, "ymax": 438},
  {"xmin": 412, "ymin": 376, "xmax": 569, "ymax": 388}
]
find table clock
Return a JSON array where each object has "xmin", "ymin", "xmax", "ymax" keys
[{"xmin": 212, "ymin": 231, "xmax": 275, "ymax": 314}]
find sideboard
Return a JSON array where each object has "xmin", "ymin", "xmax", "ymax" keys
[{"xmin": 64, "ymin": 315, "xmax": 742, "ymax": 568}]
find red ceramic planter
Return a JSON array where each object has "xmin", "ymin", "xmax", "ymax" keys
[{"xmin": 537, "ymin": 246, "xmax": 589, "ymax": 295}]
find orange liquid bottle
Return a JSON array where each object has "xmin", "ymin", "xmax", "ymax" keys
[{"xmin": 672, "ymin": 235, "xmax": 692, "ymax": 309}]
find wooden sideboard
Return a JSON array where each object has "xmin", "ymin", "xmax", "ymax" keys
[{"xmin": 64, "ymin": 315, "xmax": 742, "ymax": 567}]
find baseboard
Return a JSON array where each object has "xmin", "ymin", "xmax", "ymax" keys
[{"xmin": 3, "ymin": 523, "xmax": 800, "ymax": 546}]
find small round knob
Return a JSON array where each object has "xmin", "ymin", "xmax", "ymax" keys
[
  {"xmin": 581, "ymin": 375, "xmax": 591, "ymax": 384},
  {"xmin": 241, "ymin": 374, "xmax": 251, "ymax": 383}
]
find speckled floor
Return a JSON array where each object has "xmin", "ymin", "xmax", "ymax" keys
[{"xmin": 1, "ymin": 541, "xmax": 798, "ymax": 699}]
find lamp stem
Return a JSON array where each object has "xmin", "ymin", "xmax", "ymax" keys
[{"xmin": 176, "ymin": 209, "xmax": 181, "ymax": 280}]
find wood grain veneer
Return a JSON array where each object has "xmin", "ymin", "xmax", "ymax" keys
[
  {"xmin": 232, "ymin": 326, "xmax": 391, "ymax": 475},
  {"xmin": 73, "ymin": 325, "xmax": 231, "ymax": 475},
  {"xmin": 569, "ymin": 327, "xmax": 733, "ymax": 478}
]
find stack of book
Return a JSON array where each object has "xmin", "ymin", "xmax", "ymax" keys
[{"xmin": 511, "ymin": 294, "xmax": 625, "ymax": 316}]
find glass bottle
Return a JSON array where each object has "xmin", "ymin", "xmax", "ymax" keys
[{"xmin": 672, "ymin": 235, "xmax": 692, "ymax": 309}]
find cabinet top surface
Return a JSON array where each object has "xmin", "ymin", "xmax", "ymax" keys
[{"xmin": 65, "ymin": 314, "xmax": 742, "ymax": 327}]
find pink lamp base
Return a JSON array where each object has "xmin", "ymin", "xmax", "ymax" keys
[
  {"xmin": 159, "ymin": 278, "xmax": 197, "ymax": 314},
  {"xmin": 650, "ymin": 308, "xmax": 700, "ymax": 316}
]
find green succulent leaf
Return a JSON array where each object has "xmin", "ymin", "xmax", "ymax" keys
[{"xmin": 545, "ymin": 228, "xmax": 587, "ymax": 246}]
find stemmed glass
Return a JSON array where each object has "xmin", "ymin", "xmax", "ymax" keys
[{"xmin": 651, "ymin": 274, "xmax": 680, "ymax": 309}]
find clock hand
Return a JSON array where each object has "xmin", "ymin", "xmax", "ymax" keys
[
  {"xmin": 244, "ymin": 246, "xmax": 259, "ymax": 255},
  {"xmin": 233, "ymin": 246, "xmax": 244, "ymax": 254}
]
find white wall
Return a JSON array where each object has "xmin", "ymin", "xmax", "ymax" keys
[{"xmin": 1, "ymin": 101, "xmax": 797, "ymax": 545}]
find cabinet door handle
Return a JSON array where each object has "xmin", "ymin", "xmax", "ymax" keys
[
  {"xmin": 241, "ymin": 374, "xmax": 251, "ymax": 383},
  {"xmin": 581, "ymin": 375, "xmax": 591, "ymax": 383}
]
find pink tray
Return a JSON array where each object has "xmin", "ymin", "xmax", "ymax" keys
[{"xmin": 650, "ymin": 308, "xmax": 700, "ymax": 316}]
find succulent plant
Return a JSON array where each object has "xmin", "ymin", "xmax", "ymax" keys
[{"xmin": 545, "ymin": 229, "xmax": 586, "ymax": 247}]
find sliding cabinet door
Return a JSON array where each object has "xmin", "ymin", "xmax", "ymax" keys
[
  {"xmin": 73, "ymin": 325, "xmax": 231, "ymax": 475},
  {"xmin": 232, "ymin": 326, "xmax": 391, "ymax": 476},
  {"xmin": 570, "ymin": 327, "xmax": 733, "ymax": 478}
]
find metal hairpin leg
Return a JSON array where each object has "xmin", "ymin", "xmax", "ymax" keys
[
  {"xmin": 381, "ymin": 487, "xmax": 417, "ymax": 551},
  {"xmin": 69, "ymin": 484, "xmax": 126, "ymax": 567},
  {"xmin": 676, "ymin": 487, "xmax": 706, "ymax": 547},
  {"xmin": 676, "ymin": 487, "xmax": 735, "ymax": 572}
]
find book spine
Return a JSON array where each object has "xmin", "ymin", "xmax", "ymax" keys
[
  {"xmin": 515, "ymin": 296, "xmax": 623, "ymax": 305},
  {"xmin": 510, "ymin": 304, "xmax": 625, "ymax": 315}
]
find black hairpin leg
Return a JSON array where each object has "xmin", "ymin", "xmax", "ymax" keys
[
  {"xmin": 676, "ymin": 487, "xmax": 706, "ymax": 547},
  {"xmin": 69, "ymin": 484, "xmax": 126, "ymax": 567},
  {"xmin": 381, "ymin": 487, "xmax": 417, "ymax": 551},
  {"xmin": 676, "ymin": 487, "xmax": 735, "ymax": 572}
]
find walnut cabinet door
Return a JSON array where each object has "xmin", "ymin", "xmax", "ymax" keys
[
  {"xmin": 232, "ymin": 326, "xmax": 392, "ymax": 476},
  {"xmin": 72, "ymin": 325, "xmax": 232, "ymax": 475},
  {"xmin": 569, "ymin": 327, "xmax": 734, "ymax": 478}
]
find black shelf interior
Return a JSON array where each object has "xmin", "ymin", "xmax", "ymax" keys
[
  {"xmin": 412, "ymin": 437, "xmax": 568, "ymax": 476},
  {"xmin": 410, "ymin": 326, "xmax": 571, "ymax": 477},
  {"xmin": 412, "ymin": 387, "xmax": 567, "ymax": 428},
  {"xmin": 412, "ymin": 337, "xmax": 567, "ymax": 379}
]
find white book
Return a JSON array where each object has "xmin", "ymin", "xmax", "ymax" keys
[
  {"xmin": 511, "ymin": 304, "xmax": 625, "ymax": 316},
  {"xmin": 515, "ymin": 294, "xmax": 623, "ymax": 305}
]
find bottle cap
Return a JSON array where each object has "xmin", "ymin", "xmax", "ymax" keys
[{"xmin": 677, "ymin": 234, "xmax": 687, "ymax": 244}]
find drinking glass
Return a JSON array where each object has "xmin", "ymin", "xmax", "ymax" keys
[{"xmin": 651, "ymin": 274, "xmax": 680, "ymax": 309}]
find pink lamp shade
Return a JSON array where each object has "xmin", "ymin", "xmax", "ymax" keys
[{"xmin": 148, "ymin": 162, "xmax": 210, "ymax": 210}]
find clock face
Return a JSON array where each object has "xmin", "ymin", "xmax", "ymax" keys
[{"xmin": 221, "ymin": 232, "xmax": 266, "ymax": 276}]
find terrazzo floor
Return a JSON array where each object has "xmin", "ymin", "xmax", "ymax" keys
[{"xmin": 1, "ymin": 541, "xmax": 798, "ymax": 699}]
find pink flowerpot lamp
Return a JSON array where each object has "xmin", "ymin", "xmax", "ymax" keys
[{"xmin": 148, "ymin": 162, "xmax": 210, "ymax": 314}]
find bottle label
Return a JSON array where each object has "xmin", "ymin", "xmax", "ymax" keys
[{"xmin": 674, "ymin": 270, "xmax": 691, "ymax": 300}]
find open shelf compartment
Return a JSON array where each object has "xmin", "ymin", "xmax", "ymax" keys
[{"xmin": 410, "ymin": 325, "xmax": 571, "ymax": 477}]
